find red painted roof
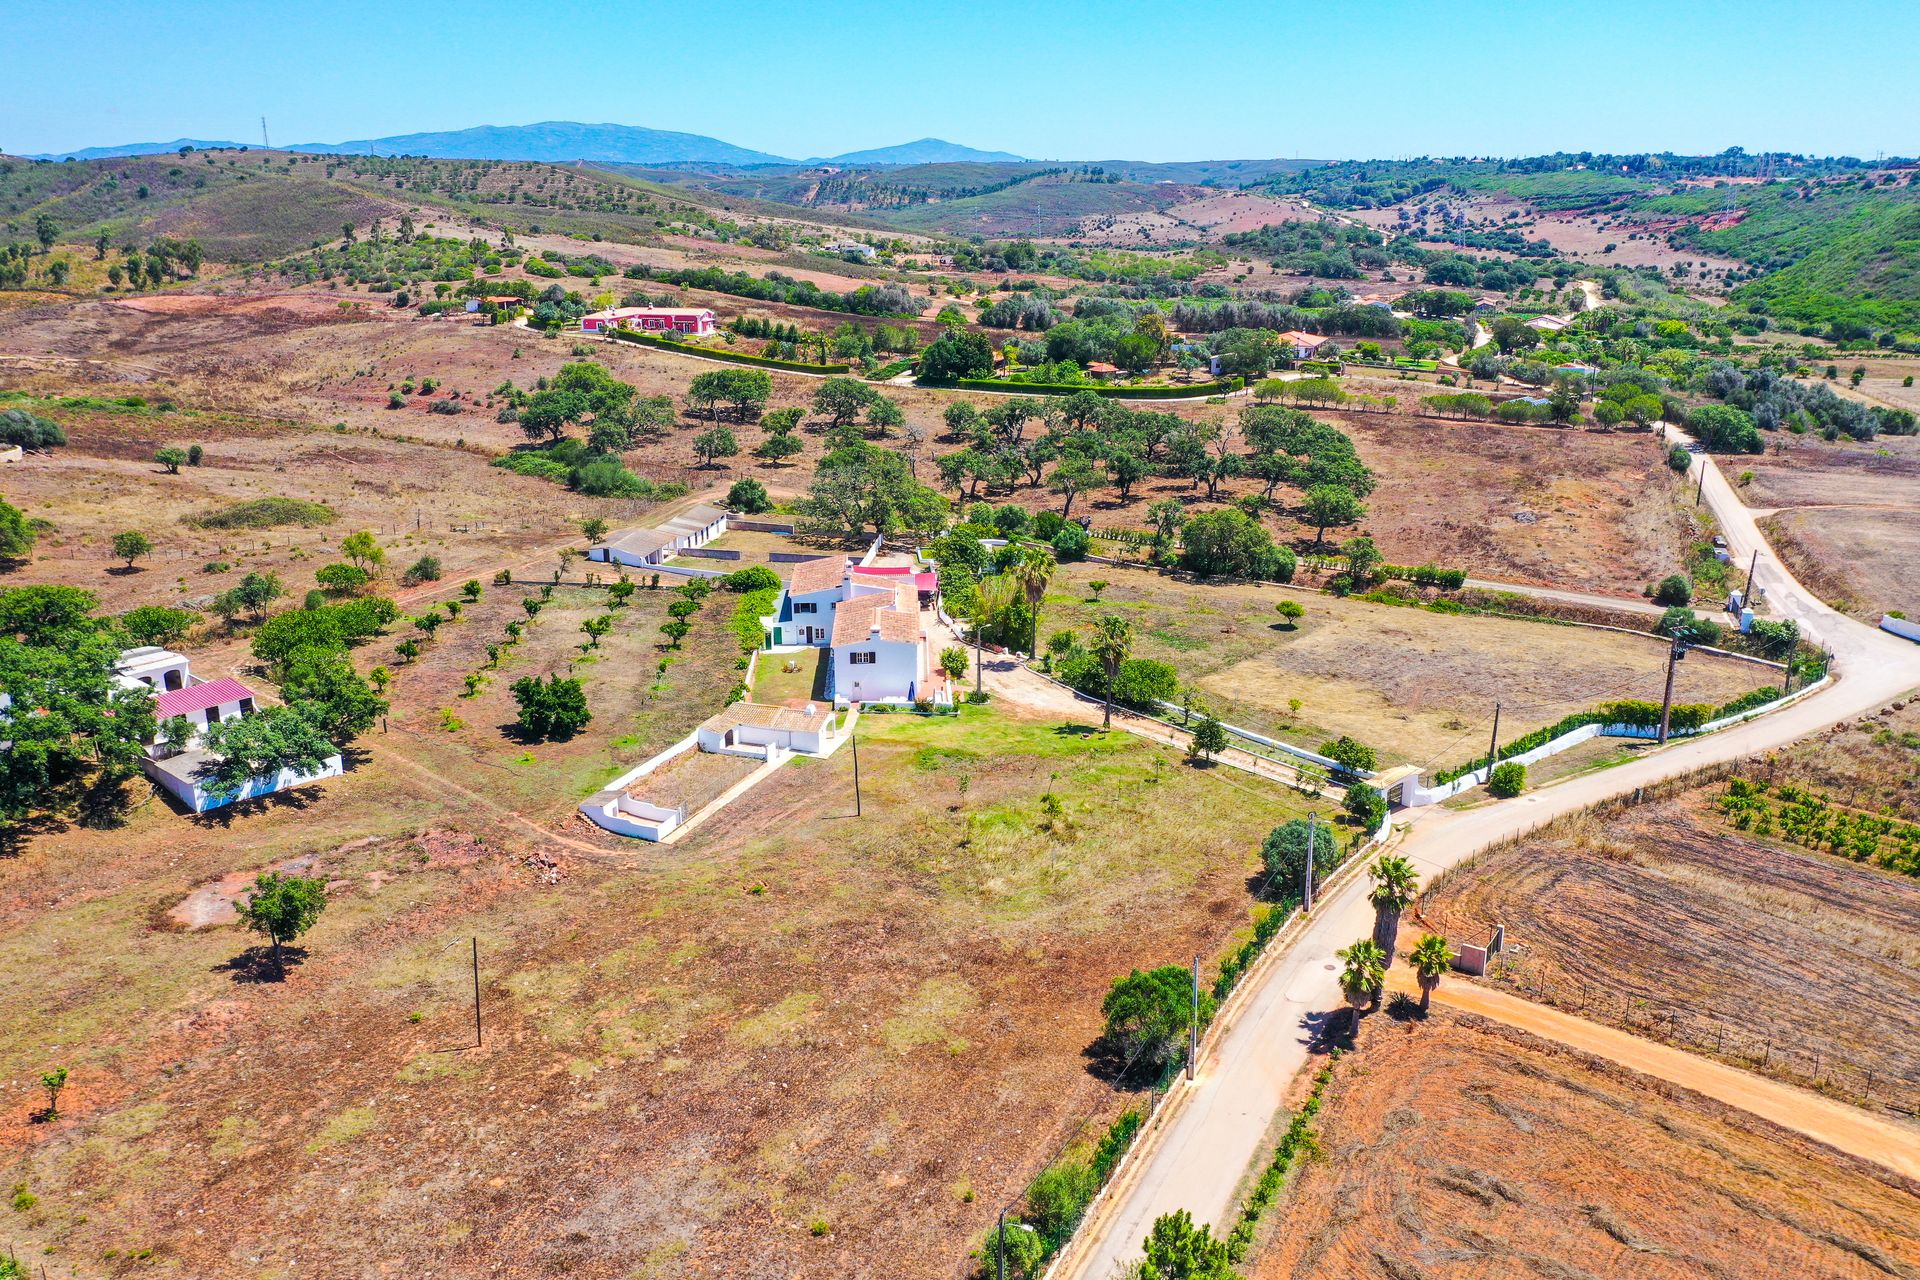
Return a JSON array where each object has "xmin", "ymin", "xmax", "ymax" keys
[
  {"xmin": 851, "ymin": 565, "xmax": 937, "ymax": 592},
  {"xmin": 155, "ymin": 678, "xmax": 255, "ymax": 718}
]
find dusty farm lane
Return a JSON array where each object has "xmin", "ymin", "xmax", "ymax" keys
[
  {"xmin": 1053, "ymin": 439, "xmax": 1920, "ymax": 1280},
  {"xmin": 1460, "ymin": 576, "xmax": 1667, "ymax": 616},
  {"xmin": 1377, "ymin": 967, "xmax": 1920, "ymax": 1181}
]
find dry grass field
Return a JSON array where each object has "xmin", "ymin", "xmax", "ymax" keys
[
  {"xmin": 1041, "ymin": 561, "xmax": 1771, "ymax": 770},
  {"xmin": 0, "ymin": 696, "xmax": 1318, "ymax": 1279},
  {"xmin": 1420, "ymin": 701, "xmax": 1920, "ymax": 1105},
  {"xmin": 1246, "ymin": 1011, "xmax": 1920, "ymax": 1280},
  {"xmin": 1727, "ymin": 432, "xmax": 1920, "ymax": 618},
  {"xmin": 1329, "ymin": 412, "xmax": 1694, "ymax": 592},
  {"xmin": 0, "ymin": 396, "xmax": 675, "ymax": 620},
  {"xmin": 3, "ymin": 273, "xmax": 1702, "ymax": 604}
]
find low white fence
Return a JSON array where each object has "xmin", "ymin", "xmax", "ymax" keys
[
  {"xmin": 1402, "ymin": 675, "xmax": 1832, "ymax": 807},
  {"xmin": 1881, "ymin": 615, "xmax": 1920, "ymax": 644}
]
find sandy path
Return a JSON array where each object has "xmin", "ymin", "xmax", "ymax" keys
[
  {"xmin": 1055, "ymin": 437, "xmax": 1920, "ymax": 1280},
  {"xmin": 1384, "ymin": 966, "xmax": 1920, "ymax": 1181}
]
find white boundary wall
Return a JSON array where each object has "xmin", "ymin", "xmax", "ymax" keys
[
  {"xmin": 1881, "ymin": 615, "xmax": 1920, "ymax": 644},
  {"xmin": 1401, "ymin": 675, "xmax": 1832, "ymax": 807}
]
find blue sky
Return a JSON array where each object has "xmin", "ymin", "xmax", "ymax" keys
[{"xmin": 10, "ymin": 0, "xmax": 1917, "ymax": 160}]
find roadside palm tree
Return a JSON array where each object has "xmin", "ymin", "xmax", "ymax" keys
[
  {"xmin": 1008, "ymin": 547, "xmax": 1056, "ymax": 657},
  {"xmin": 1367, "ymin": 855, "xmax": 1420, "ymax": 967},
  {"xmin": 1408, "ymin": 934, "xmax": 1453, "ymax": 1015},
  {"xmin": 1336, "ymin": 938, "xmax": 1387, "ymax": 1036},
  {"xmin": 1089, "ymin": 614, "xmax": 1134, "ymax": 730}
]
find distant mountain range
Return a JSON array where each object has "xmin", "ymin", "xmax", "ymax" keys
[
  {"xmin": 810, "ymin": 138, "xmax": 1027, "ymax": 166},
  {"xmin": 26, "ymin": 122, "xmax": 1027, "ymax": 169}
]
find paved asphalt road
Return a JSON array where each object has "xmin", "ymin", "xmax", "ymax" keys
[{"xmin": 1052, "ymin": 435, "xmax": 1920, "ymax": 1280}]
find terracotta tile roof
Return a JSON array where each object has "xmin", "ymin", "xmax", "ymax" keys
[
  {"xmin": 831, "ymin": 592, "xmax": 889, "ymax": 645},
  {"xmin": 876, "ymin": 610, "xmax": 923, "ymax": 645},
  {"xmin": 1277, "ymin": 329, "xmax": 1330, "ymax": 347},
  {"xmin": 154, "ymin": 678, "xmax": 254, "ymax": 718},
  {"xmin": 786, "ymin": 557, "xmax": 848, "ymax": 595}
]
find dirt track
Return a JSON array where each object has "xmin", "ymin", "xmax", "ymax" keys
[{"xmin": 1384, "ymin": 967, "xmax": 1920, "ymax": 1182}]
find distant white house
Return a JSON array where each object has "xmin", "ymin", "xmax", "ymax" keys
[
  {"xmin": 115, "ymin": 647, "xmax": 341, "ymax": 814},
  {"xmin": 586, "ymin": 504, "xmax": 729, "ymax": 568},
  {"xmin": 1525, "ymin": 315, "xmax": 1570, "ymax": 333},
  {"xmin": 821, "ymin": 240, "xmax": 876, "ymax": 261},
  {"xmin": 763, "ymin": 561, "xmax": 937, "ymax": 705},
  {"xmin": 1275, "ymin": 329, "xmax": 1333, "ymax": 360}
]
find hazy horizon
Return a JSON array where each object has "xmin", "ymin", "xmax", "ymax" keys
[{"xmin": 10, "ymin": 0, "xmax": 1918, "ymax": 162}]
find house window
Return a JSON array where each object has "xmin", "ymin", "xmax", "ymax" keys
[
  {"xmin": 848, "ymin": 651, "xmax": 876, "ymax": 665},
  {"xmin": 794, "ymin": 602, "xmax": 818, "ymax": 614}
]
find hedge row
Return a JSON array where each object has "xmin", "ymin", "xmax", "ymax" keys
[
  {"xmin": 866, "ymin": 358, "xmax": 916, "ymax": 382},
  {"xmin": 1380, "ymin": 562, "xmax": 1469, "ymax": 590},
  {"xmin": 605, "ymin": 329, "xmax": 851, "ymax": 373},
  {"xmin": 1225, "ymin": 1060, "xmax": 1336, "ymax": 1264},
  {"xmin": 1433, "ymin": 686, "xmax": 1787, "ymax": 784},
  {"xmin": 946, "ymin": 377, "xmax": 1244, "ymax": 399}
]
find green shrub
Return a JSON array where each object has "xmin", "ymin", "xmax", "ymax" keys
[
  {"xmin": 1052, "ymin": 523, "xmax": 1090, "ymax": 562},
  {"xmin": 1318, "ymin": 735, "xmax": 1377, "ymax": 775},
  {"xmin": 401, "ymin": 555, "xmax": 442, "ymax": 586},
  {"xmin": 722, "ymin": 565, "xmax": 780, "ymax": 593},
  {"xmin": 1652, "ymin": 574, "xmax": 1692, "ymax": 606},
  {"xmin": 184, "ymin": 497, "xmax": 335, "ymax": 530},
  {"xmin": 727, "ymin": 477, "xmax": 772, "ymax": 513},
  {"xmin": 1487, "ymin": 761, "xmax": 1527, "ymax": 797},
  {"xmin": 951, "ymin": 377, "xmax": 1242, "ymax": 399}
]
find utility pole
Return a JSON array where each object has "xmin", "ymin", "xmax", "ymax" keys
[
  {"xmin": 1741, "ymin": 549, "xmax": 1759, "ymax": 606},
  {"xmin": 470, "ymin": 937, "xmax": 483, "ymax": 1048},
  {"xmin": 1188, "ymin": 954, "xmax": 1200, "ymax": 1082},
  {"xmin": 1695, "ymin": 459, "xmax": 1706, "ymax": 505},
  {"xmin": 1302, "ymin": 813, "xmax": 1317, "ymax": 914},
  {"xmin": 851, "ymin": 732, "xmax": 862, "ymax": 816},
  {"xmin": 1781, "ymin": 635, "xmax": 1798, "ymax": 692},
  {"xmin": 1485, "ymin": 703, "xmax": 1502, "ymax": 777},
  {"xmin": 1658, "ymin": 638, "xmax": 1685, "ymax": 744},
  {"xmin": 973, "ymin": 614, "xmax": 983, "ymax": 699},
  {"xmin": 997, "ymin": 1208, "xmax": 1007, "ymax": 1280}
]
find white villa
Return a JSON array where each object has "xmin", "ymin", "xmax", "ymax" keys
[
  {"xmin": 586, "ymin": 504, "xmax": 729, "ymax": 569},
  {"xmin": 115, "ymin": 647, "xmax": 341, "ymax": 814},
  {"xmin": 763, "ymin": 559, "xmax": 936, "ymax": 705}
]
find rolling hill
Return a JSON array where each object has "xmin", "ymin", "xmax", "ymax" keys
[
  {"xmin": 817, "ymin": 138, "xmax": 1025, "ymax": 166},
  {"xmin": 289, "ymin": 121, "xmax": 793, "ymax": 166}
]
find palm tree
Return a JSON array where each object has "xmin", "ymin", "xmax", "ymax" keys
[
  {"xmin": 1408, "ymin": 934, "xmax": 1453, "ymax": 1015},
  {"xmin": 970, "ymin": 574, "xmax": 1020, "ymax": 695},
  {"xmin": 1090, "ymin": 614, "xmax": 1134, "ymax": 729},
  {"xmin": 1008, "ymin": 547, "xmax": 1056, "ymax": 657},
  {"xmin": 1367, "ymin": 856, "xmax": 1420, "ymax": 967},
  {"xmin": 1336, "ymin": 938, "xmax": 1387, "ymax": 1035}
]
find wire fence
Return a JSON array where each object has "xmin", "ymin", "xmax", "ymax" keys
[
  {"xmin": 1427, "ymin": 760, "xmax": 1920, "ymax": 1120},
  {"xmin": 1481, "ymin": 957, "xmax": 1920, "ymax": 1118}
]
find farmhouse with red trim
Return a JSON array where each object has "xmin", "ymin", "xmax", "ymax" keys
[{"xmin": 580, "ymin": 306, "xmax": 718, "ymax": 336}]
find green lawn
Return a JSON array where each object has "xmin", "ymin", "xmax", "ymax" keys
[{"xmin": 753, "ymin": 645, "xmax": 827, "ymax": 705}]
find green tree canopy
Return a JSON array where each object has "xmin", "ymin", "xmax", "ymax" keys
[{"xmin": 1101, "ymin": 966, "xmax": 1214, "ymax": 1078}]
